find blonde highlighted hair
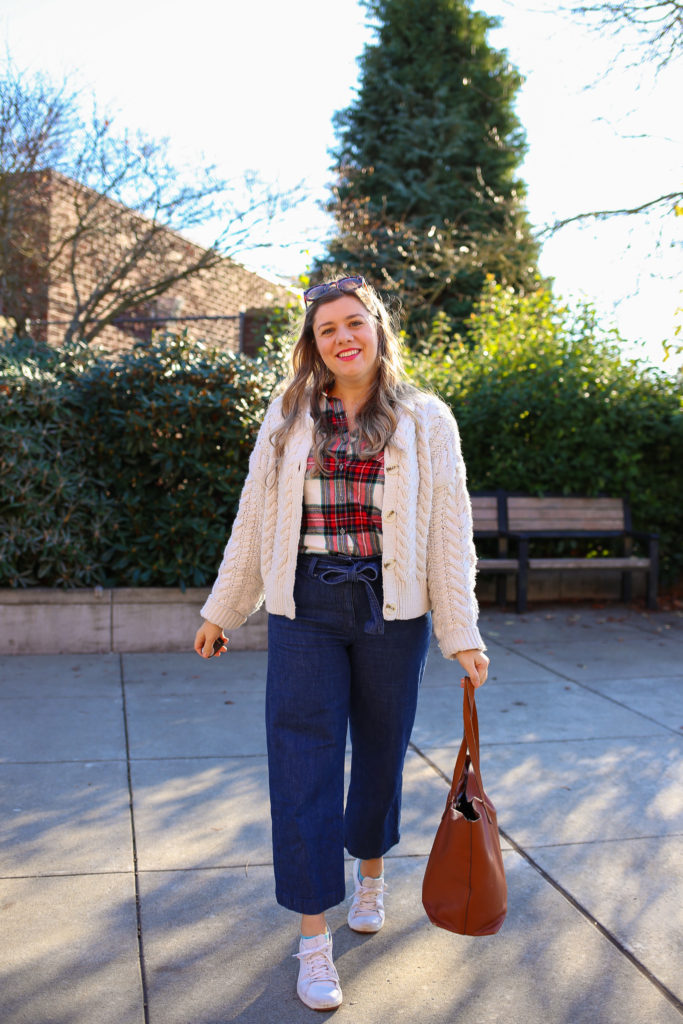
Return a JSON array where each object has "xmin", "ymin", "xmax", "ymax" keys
[{"xmin": 270, "ymin": 279, "xmax": 417, "ymax": 472}]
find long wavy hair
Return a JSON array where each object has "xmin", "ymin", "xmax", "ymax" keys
[{"xmin": 270, "ymin": 280, "xmax": 417, "ymax": 473}]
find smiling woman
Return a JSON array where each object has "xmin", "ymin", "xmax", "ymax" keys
[
  {"xmin": 193, "ymin": 274, "xmax": 489, "ymax": 1010},
  {"xmin": 271, "ymin": 276, "xmax": 417, "ymax": 470},
  {"xmin": 310, "ymin": 293, "xmax": 379, "ymax": 422}
]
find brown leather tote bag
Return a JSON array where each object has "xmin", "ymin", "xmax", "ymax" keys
[{"xmin": 422, "ymin": 677, "xmax": 507, "ymax": 935}]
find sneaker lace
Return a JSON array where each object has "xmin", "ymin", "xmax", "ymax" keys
[
  {"xmin": 355, "ymin": 879, "xmax": 387, "ymax": 912},
  {"xmin": 294, "ymin": 943, "xmax": 338, "ymax": 984}
]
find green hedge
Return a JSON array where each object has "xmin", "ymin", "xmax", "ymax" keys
[
  {"xmin": 0, "ymin": 332, "xmax": 284, "ymax": 588},
  {"xmin": 0, "ymin": 339, "xmax": 112, "ymax": 586},
  {"xmin": 1, "ymin": 282, "xmax": 681, "ymax": 589},
  {"xmin": 406, "ymin": 281, "xmax": 683, "ymax": 582}
]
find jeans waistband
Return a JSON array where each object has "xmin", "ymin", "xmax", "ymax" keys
[{"xmin": 298, "ymin": 553, "xmax": 384, "ymax": 635}]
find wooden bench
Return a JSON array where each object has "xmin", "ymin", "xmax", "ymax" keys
[
  {"xmin": 471, "ymin": 493, "xmax": 659, "ymax": 612},
  {"xmin": 507, "ymin": 496, "xmax": 658, "ymax": 612}
]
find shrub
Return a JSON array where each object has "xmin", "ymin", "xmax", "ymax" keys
[
  {"xmin": 407, "ymin": 280, "xmax": 683, "ymax": 581},
  {"xmin": 1, "ymin": 331, "xmax": 285, "ymax": 588},
  {"xmin": 0, "ymin": 337, "xmax": 112, "ymax": 586},
  {"xmin": 76, "ymin": 332, "xmax": 285, "ymax": 588}
]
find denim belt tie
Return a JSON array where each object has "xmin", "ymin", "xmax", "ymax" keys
[{"xmin": 314, "ymin": 559, "xmax": 384, "ymax": 635}]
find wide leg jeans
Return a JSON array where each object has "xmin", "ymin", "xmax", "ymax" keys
[{"xmin": 266, "ymin": 553, "xmax": 432, "ymax": 914}]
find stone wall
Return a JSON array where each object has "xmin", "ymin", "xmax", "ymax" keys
[
  {"xmin": 0, "ymin": 588, "xmax": 267, "ymax": 655},
  {"xmin": 0, "ymin": 570, "xmax": 649, "ymax": 654}
]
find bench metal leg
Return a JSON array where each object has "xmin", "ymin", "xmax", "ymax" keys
[
  {"xmin": 517, "ymin": 539, "xmax": 529, "ymax": 614},
  {"xmin": 496, "ymin": 533, "xmax": 509, "ymax": 607},
  {"xmin": 621, "ymin": 571, "xmax": 633, "ymax": 603},
  {"xmin": 648, "ymin": 539, "xmax": 659, "ymax": 610}
]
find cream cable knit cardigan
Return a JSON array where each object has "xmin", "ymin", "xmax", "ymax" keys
[{"xmin": 201, "ymin": 390, "xmax": 485, "ymax": 658}]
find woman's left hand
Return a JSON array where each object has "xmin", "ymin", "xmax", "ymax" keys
[{"xmin": 455, "ymin": 648, "xmax": 490, "ymax": 688}]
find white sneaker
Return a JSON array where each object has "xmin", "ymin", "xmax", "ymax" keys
[
  {"xmin": 347, "ymin": 859, "xmax": 386, "ymax": 933},
  {"xmin": 294, "ymin": 930, "xmax": 343, "ymax": 1010}
]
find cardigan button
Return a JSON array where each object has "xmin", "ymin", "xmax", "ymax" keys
[
  {"xmin": 383, "ymin": 558, "xmax": 395, "ymax": 570},
  {"xmin": 386, "ymin": 464, "xmax": 398, "ymax": 473},
  {"xmin": 384, "ymin": 603, "xmax": 396, "ymax": 615},
  {"xmin": 384, "ymin": 509, "xmax": 396, "ymax": 521}
]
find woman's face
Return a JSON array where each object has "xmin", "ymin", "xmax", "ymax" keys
[{"xmin": 312, "ymin": 294, "xmax": 380, "ymax": 393}]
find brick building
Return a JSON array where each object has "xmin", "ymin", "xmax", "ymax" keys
[{"xmin": 8, "ymin": 170, "xmax": 299, "ymax": 356}]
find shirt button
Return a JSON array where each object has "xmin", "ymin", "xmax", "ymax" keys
[{"xmin": 384, "ymin": 510, "xmax": 396, "ymax": 522}]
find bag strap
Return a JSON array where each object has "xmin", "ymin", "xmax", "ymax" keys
[
  {"xmin": 447, "ymin": 677, "xmax": 489, "ymax": 815},
  {"xmin": 463, "ymin": 679, "xmax": 486, "ymax": 801}
]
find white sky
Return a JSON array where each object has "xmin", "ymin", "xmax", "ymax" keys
[{"xmin": 2, "ymin": 0, "xmax": 681, "ymax": 369}]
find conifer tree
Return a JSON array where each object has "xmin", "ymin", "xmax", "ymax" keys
[{"xmin": 317, "ymin": 0, "xmax": 540, "ymax": 334}]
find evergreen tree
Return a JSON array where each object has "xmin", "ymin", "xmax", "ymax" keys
[{"xmin": 316, "ymin": 0, "xmax": 540, "ymax": 335}]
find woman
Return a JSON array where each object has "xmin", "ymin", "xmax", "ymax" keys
[{"xmin": 194, "ymin": 275, "xmax": 488, "ymax": 1011}]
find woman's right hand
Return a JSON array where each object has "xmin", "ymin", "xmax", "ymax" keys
[{"xmin": 194, "ymin": 620, "xmax": 228, "ymax": 658}]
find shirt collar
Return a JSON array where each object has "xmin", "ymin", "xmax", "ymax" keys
[{"xmin": 318, "ymin": 391, "xmax": 414, "ymax": 451}]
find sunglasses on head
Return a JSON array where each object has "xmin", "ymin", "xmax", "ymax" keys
[{"xmin": 303, "ymin": 276, "xmax": 366, "ymax": 307}]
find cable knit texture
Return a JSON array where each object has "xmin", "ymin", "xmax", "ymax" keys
[{"xmin": 201, "ymin": 391, "xmax": 484, "ymax": 657}]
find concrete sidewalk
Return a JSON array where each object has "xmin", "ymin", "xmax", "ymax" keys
[{"xmin": 0, "ymin": 604, "xmax": 681, "ymax": 1024}]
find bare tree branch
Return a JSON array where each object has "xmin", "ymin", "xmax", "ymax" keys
[
  {"xmin": 563, "ymin": 0, "xmax": 683, "ymax": 69},
  {"xmin": 547, "ymin": 1, "xmax": 681, "ymax": 274},
  {"xmin": 0, "ymin": 60, "xmax": 304, "ymax": 344},
  {"xmin": 545, "ymin": 191, "xmax": 683, "ymax": 233}
]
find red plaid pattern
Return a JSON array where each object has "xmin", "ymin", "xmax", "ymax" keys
[{"xmin": 300, "ymin": 395, "xmax": 384, "ymax": 556}]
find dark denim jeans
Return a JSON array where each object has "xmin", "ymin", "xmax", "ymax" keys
[{"xmin": 266, "ymin": 553, "xmax": 432, "ymax": 914}]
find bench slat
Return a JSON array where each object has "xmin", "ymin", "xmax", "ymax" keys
[
  {"xmin": 512, "ymin": 519, "xmax": 625, "ymax": 532},
  {"xmin": 507, "ymin": 497, "xmax": 626, "ymax": 533},
  {"xmin": 473, "ymin": 518, "xmax": 500, "ymax": 532},
  {"xmin": 528, "ymin": 558, "xmax": 651, "ymax": 570},
  {"xmin": 508, "ymin": 497, "xmax": 623, "ymax": 510},
  {"xmin": 477, "ymin": 559, "xmax": 519, "ymax": 571}
]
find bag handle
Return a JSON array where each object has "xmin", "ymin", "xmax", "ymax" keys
[{"xmin": 447, "ymin": 677, "xmax": 488, "ymax": 812}]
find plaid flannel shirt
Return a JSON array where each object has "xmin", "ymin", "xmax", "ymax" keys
[{"xmin": 299, "ymin": 394, "xmax": 384, "ymax": 557}]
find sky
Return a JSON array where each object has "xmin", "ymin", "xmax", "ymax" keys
[{"xmin": 2, "ymin": 0, "xmax": 681, "ymax": 370}]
